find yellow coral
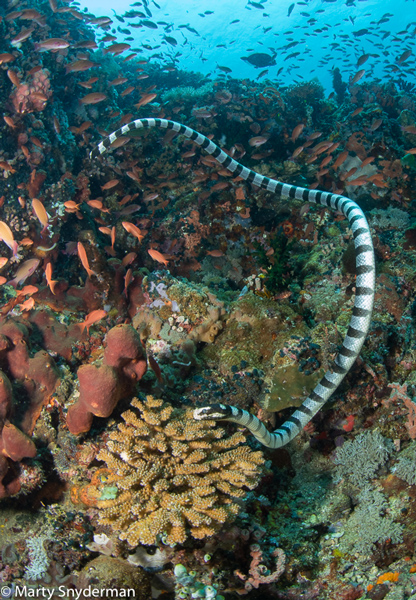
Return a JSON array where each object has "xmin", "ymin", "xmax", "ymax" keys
[{"xmin": 95, "ymin": 396, "xmax": 264, "ymax": 547}]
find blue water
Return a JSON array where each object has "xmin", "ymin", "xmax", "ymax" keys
[{"xmin": 78, "ymin": 0, "xmax": 415, "ymax": 92}]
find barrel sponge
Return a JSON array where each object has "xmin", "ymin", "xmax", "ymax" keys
[
  {"xmin": 78, "ymin": 364, "xmax": 120, "ymax": 417},
  {"xmin": 0, "ymin": 321, "xmax": 31, "ymax": 380},
  {"xmin": 27, "ymin": 351, "xmax": 60, "ymax": 395},
  {"xmin": 66, "ymin": 365, "xmax": 120, "ymax": 435},
  {"xmin": 66, "ymin": 403, "xmax": 93, "ymax": 436},
  {"xmin": 104, "ymin": 324, "xmax": 145, "ymax": 370},
  {"xmin": 1, "ymin": 422, "xmax": 37, "ymax": 461},
  {"xmin": 0, "ymin": 371, "xmax": 13, "ymax": 421},
  {"xmin": 67, "ymin": 325, "xmax": 147, "ymax": 435}
]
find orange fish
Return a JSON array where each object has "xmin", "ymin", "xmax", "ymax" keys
[
  {"xmin": 80, "ymin": 92, "xmax": 107, "ymax": 105},
  {"xmin": 0, "ymin": 53, "xmax": 16, "ymax": 65},
  {"xmin": 248, "ymin": 136, "xmax": 269, "ymax": 147},
  {"xmin": 45, "ymin": 262, "xmax": 57, "ymax": 295},
  {"xmin": 78, "ymin": 77, "xmax": 99, "ymax": 89},
  {"xmin": 0, "ymin": 161, "xmax": 15, "ymax": 173},
  {"xmin": 65, "ymin": 59, "xmax": 96, "ymax": 73},
  {"xmin": 77, "ymin": 241, "xmax": 96, "ymax": 278},
  {"xmin": 98, "ymin": 226, "xmax": 112, "ymax": 236},
  {"xmin": 148, "ymin": 249, "xmax": 169, "ymax": 266},
  {"xmin": 291, "ymin": 146, "xmax": 304, "ymax": 159},
  {"xmin": 105, "ymin": 42, "xmax": 131, "ymax": 55},
  {"xmin": 3, "ymin": 116, "xmax": 15, "ymax": 128},
  {"xmin": 32, "ymin": 198, "xmax": 49, "ymax": 231},
  {"xmin": 64, "ymin": 200, "xmax": 80, "ymax": 212},
  {"xmin": 121, "ymin": 252, "xmax": 137, "ymax": 267},
  {"xmin": 78, "ymin": 309, "xmax": 107, "ymax": 334},
  {"xmin": 370, "ymin": 119, "xmax": 382, "ymax": 131},
  {"xmin": 122, "ymin": 222, "xmax": 144, "ymax": 242},
  {"xmin": 351, "ymin": 107, "xmax": 364, "ymax": 117},
  {"xmin": 123, "ymin": 268, "xmax": 133, "ymax": 296},
  {"xmin": 20, "ymin": 285, "xmax": 38, "ymax": 295},
  {"xmin": 0, "ymin": 276, "xmax": 7, "ymax": 285},
  {"xmin": 101, "ymin": 179, "xmax": 119, "ymax": 190},
  {"xmin": 121, "ymin": 86, "xmax": 135, "ymax": 97},
  {"xmin": 8, "ymin": 258, "xmax": 40, "ymax": 288},
  {"xmin": 108, "ymin": 77, "xmax": 128, "ymax": 87},
  {"xmin": 361, "ymin": 157, "xmax": 375, "ymax": 167},
  {"xmin": 291, "ymin": 124, "xmax": 304, "ymax": 142},
  {"xmin": 7, "ymin": 69, "xmax": 20, "ymax": 86},
  {"xmin": 405, "ymin": 148, "xmax": 416, "ymax": 154},
  {"xmin": 0, "ymin": 221, "xmax": 18, "ymax": 255},
  {"xmin": 135, "ymin": 92, "xmax": 157, "ymax": 108},
  {"xmin": 351, "ymin": 69, "xmax": 365, "ymax": 84},
  {"xmin": 0, "ymin": 257, "xmax": 8, "ymax": 268},
  {"xmin": 35, "ymin": 38, "xmax": 70, "ymax": 52},
  {"xmin": 332, "ymin": 151, "xmax": 349, "ymax": 170},
  {"xmin": 87, "ymin": 200, "xmax": 109, "ymax": 212},
  {"xmin": 19, "ymin": 297, "xmax": 35, "ymax": 311}
]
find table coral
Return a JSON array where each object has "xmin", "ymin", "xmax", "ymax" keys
[{"xmin": 93, "ymin": 395, "xmax": 265, "ymax": 547}]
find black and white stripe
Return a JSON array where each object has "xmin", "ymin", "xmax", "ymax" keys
[{"xmin": 91, "ymin": 118, "xmax": 375, "ymax": 449}]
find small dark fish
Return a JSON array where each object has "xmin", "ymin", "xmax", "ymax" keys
[
  {"xmin": 249, "ymin": 1, "xmax": 265, "ymax": 9},
  {"xmin": 357, "ymin": 53, "xmax": 370, "ymax": 66},
  {"xmin": 230, "ymin": 19, "xmax": 240, "ymax": 23},
  {"xmin": 124, "ymin": 10, "xmax": 146, "ymax": 18},
  {"xmin": 285, "ymin": 51, "xmax": 300, "ymax": 61},
  {"xmin": 118, "ymin": 204, "xmax": 141, "ymax": 216},
  {"xmin": 288, "ymin": 3, "xmax": 295, "ymax": 16},
  {"xmin": 179, "ymin": 23, "xmax": 199, "ymax": 35},
  {"xmin": 241, "ymin": 52, "xmax": 276, "ymax": 67},
  {"xmin": 164, "ymin": 35, "xmax": 177, "ymax": 45},
  {"xmin": 217, "ymin": 65, "xmax": 232, "ymax": 73},
  {"xmin": 257, "ymin": 69, "xmax": 268, "ymax": 79},
  {"xmin": 353, "ymin": 28, "xmax": 369, "ymax": 36},
  {"xmin": 398, "ymin": 49, "xmax": 412, "ymax": 63},
  {"xmin": 141, "ymin": 19, "xmax": 157, "ymax": 28}
]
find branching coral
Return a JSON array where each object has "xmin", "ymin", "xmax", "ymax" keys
[{"xmin": 94, "ymin": 395, "xmax": 265, "ymax": 547}]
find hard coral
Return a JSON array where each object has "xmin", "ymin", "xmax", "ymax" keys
[
  {"xmin": 66, "ymin": 324, "xmax": 147, "ymax": 435},
  {"xmin": 93, "ymin": 395, "xmax": 264, "ymax": 547}
]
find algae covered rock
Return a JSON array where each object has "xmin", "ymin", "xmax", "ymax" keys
[
  {"xmin": 201, "ymin": 291, "xmax": 309, "ymax": 374},
  {"xmin": 78, "ymin": 555, "xmax": 151, "ymax": 598}
]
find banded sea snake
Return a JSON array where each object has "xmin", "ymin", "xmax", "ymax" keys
[{"xmin": 91, "ymin": 117, "xmax": 376, "ymax": 449}]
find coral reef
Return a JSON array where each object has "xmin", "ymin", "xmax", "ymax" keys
[{"xmin": 0, "ymin": 0, "xmax": 416, "ymax": 594}]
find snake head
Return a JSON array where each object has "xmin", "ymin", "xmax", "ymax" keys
[{"xmin": 193, "ymin": 404, "xmax": 231, "ymax": 420}]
